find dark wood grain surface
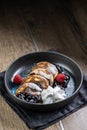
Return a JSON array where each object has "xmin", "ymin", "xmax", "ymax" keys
[{"xmin": 0, "ymin": 0, "xmax": 87, "ymax": 130}]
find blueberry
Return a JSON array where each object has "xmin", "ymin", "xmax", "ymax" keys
[
  {"xmin": 17, "ymin": 92, "xmax": 42, "ymax": 103},
  {"xmin": 29, "ymin": 99, "xmax": 36, "ymax": 103},
  {"xmin": 32, "ymin": 96, "xmax": 35, "ymax": 99},
  {"xmin": 25, "ymin": 98, "xmax": 29, "ymax": 102},
  {"xmin": 17, "ymin": 92, "xmax": 25, "ymax": 100},
  {"xmin": 66, "ymin": 75, "xmax": 70, "ymax": 80}
]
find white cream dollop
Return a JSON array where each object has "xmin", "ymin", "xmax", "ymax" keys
[
  {"xmin": 41, "ymin": 86, "xmax": 66, "ymax": 104},
  {"xmin": 53, "ymin": 86, "xmax": 66, "ymax": 102},
  {"xmin": 41, "ymin": 86, "xmax": 54, "ymax": 104}
]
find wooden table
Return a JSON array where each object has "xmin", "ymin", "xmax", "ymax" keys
[{"xmin": 0, "ymin": 0, "xmax": 87, "ymax": 130}]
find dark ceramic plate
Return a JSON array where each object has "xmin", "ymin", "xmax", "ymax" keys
[{"xmin": 4, "ymin": 51, "xmax": 83, "ymax": 112}]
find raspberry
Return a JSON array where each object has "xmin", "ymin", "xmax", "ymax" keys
[
  {"xmin": 13, "ymin": 74, "xmax": 22, "ymax": 84},
  {"xmin": 56, "ymin": 73, "xmax": 66, "ymax": 83}
]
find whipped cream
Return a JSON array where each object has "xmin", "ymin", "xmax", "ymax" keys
[{"xmin": 41, "ymin": 86, "xmax": 66, "ymax": 104}]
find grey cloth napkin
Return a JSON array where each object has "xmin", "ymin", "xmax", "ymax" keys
[{"xmin": 0, "ymin": 71, "xmax": 87, "ymax": 130}]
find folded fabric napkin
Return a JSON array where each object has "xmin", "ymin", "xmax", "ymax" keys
[{"xmin": 0, "ymin": 71, "xmax": 87, "ymax": 130}]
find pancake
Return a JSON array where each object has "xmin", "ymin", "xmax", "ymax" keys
[
  {"xmin": 16, "ymin": 83, "xmax": 28, "ymax": 95},
  {"xmin": 22, "ymin": 74, "xmax": 49, "ymax": 89},
  {"xmin": 30, "ymin": 68, "xmax": 54, "ymax": 85},
  {"xmin": 32, "ymin": 61, "xmax": 58, "ymax": 78},
  {"xmin": 16, "ymin": 82, "xmax": 42, "ymax": 96}
]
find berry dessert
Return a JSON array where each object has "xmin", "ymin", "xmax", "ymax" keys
[{"xmin": 11, "ymin": 61, "xmax": 73, "ymax": 104}]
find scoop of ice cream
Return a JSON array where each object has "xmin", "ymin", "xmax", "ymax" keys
[{"xmin": 41, "ymin": 86, "xmax": 66, "ymax": 104}]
